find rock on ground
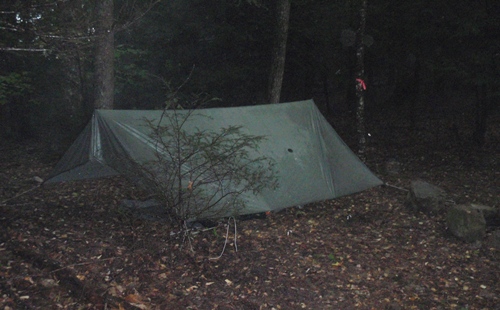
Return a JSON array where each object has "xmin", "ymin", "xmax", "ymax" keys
[{"xmin": 447, "ymin": 204, "xmax": 487, "ymax": 243}]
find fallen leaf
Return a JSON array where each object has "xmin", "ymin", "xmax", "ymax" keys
[
  {"xmin": 186, "ymin": 285, "xmax": 198, "ymax": 292},
  {"xmin": 24, "ymin": 276, "xmax": 35, "ymax": 284},
  {"xmin": 40, "ymin": 279, "xmax": 58, "ymax": 288},
  {"xmin": 158, "ymin": 272, "xmax": 168, "ymax": 279},
  {"xmin": 108, "ymin": 286, "xmax": 120, "ymax": 297},
  {"xmin": 124, "ymin": 294, "xmax": 143, "ymax": 304},
  {"xmin": 129, "ymin": 303, "xmax": 148, "ymax": 310}
]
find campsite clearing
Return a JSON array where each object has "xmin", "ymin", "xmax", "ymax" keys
[{"xmin": 1, "ymin": 114, "xmax": 499, "ymax": 309}]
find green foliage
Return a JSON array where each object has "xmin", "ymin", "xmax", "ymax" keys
[
  {"xmin": 328, "ymin": 253, "xmax": 337, "ymax": 262},
  {"xmin": 2, "ymin": 0, "xmax": 498, "ymax": 141},
  {"xmin": 0, "ymin": 72, "xmax": 34, "ymax": 105},
  {"xmin": 138, "ymin": 108, "xmax": 278, "ymax": 223},
  {"xmin": 114, "ymin": 45, "xmax": 159, "ymax": 108}
]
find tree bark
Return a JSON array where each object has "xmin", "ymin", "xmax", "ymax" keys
[
  {"xmin": 355, "ymin": 0, "xmax": 367, "ymax": 158},
  {"xmin": 472, "ymin": 83, "xmax": 492, "ymax": 147},
  {"xmin": 268, "ymin": 0, "xmax": 291, "ymax": 104},
  {"xmin": 94, "ymin": 0, "xmax": 114, "ymax": 109}
]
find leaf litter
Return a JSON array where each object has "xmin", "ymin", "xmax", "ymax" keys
[{"xmin": 0, "ymin": 125, "xmax": 499, "ymax": 310}]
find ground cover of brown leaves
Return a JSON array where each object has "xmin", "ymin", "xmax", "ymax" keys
[{"xmin": 1, "ymin": 114, "xmax": 499, "ymax": 310}]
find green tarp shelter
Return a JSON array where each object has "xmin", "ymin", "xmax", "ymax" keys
[{"xmin": 46, "ymin": 100, "xmax": 382, "ymax": 219}]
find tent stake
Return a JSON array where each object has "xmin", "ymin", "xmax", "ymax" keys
[{"xmin": 383, "ymin": 182, "xmax": 409, "ymax": 192}]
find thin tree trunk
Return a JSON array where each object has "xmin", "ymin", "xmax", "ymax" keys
[
  {"xmin": 323, "ymin": 72, "xmax": 331, "ymax": 115},
  {"xmin": 268, "ymin": 0, "xmax": 291, "ymax": 104},
  {"xmin": 94, "ymin": 0, "xmax": 114, "ymax": 109},
  {"xmin": 472, "ymin": 83, "xmax": 490, "ymax": 147},
  {"xmin": 355, "ymin": 0, "xmax": 367, "ymax": 157}
]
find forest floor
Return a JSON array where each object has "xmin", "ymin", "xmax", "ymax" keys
[{"xmin": 1, "ymin": 112, "xmax": 499, "ymax": 310}]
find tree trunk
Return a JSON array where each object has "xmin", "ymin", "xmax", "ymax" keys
[
  {"xmin": 355, "ymin": 0, "xmax": 367, "ymax": 158},
  {"xmin": 268, "ymin": 0, "xmax": 291, "ymax": 104},
  {"xmin": 94, "ymin": 0, "xmax": 115, "ymax": 109},
  {"xmin": 323, "ymin": 72, "xmax": 331, "ymax": 115},
  {"xmin": 472, "ymin": 83, "xmax": 491, "ymax": 147}
]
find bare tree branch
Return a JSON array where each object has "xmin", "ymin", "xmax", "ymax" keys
[{"xmin": 0, "ymin": 47, "xmax": 49, "ymax": 52}]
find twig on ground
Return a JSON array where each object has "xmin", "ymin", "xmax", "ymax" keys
[
  {"xmin": 49, "ymin": 257, "xmax": 118, "ymax": 273},
  {"xmin": 0, "ymin": 184, "xmax": 41, "ymax": 205}
]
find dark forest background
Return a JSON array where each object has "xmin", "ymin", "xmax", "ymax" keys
[{"xmin": 1, "ymin": 0, "xmax": 498, "ymax": 155}]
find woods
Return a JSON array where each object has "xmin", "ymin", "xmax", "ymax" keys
[
  {"xmin": 1, "ymin": 1, "xmax": 499, "ymax": 309},
  {"xmin": 1, "ymin": 0, "xmax": 498, "ymax": 149}
]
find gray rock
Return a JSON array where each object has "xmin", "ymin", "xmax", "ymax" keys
[
  {"xmin": 446, "ymin": 204, "xmax": 486, "ymax": 243},
  {"xmin": 405, "ymin": 180, "xmax": 448, "ymax": 214},
  {"xmin": 486, "ymin": 230, "xmax": 500, "ymax": 249},
  {"xmin": 470, "ymin": 204, "xmax": 500, "ymax": 227}
]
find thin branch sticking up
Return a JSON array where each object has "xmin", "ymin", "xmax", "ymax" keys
[{"xmin": 210, "ymin": 217, "xmax": 238, "ymax": 260}]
